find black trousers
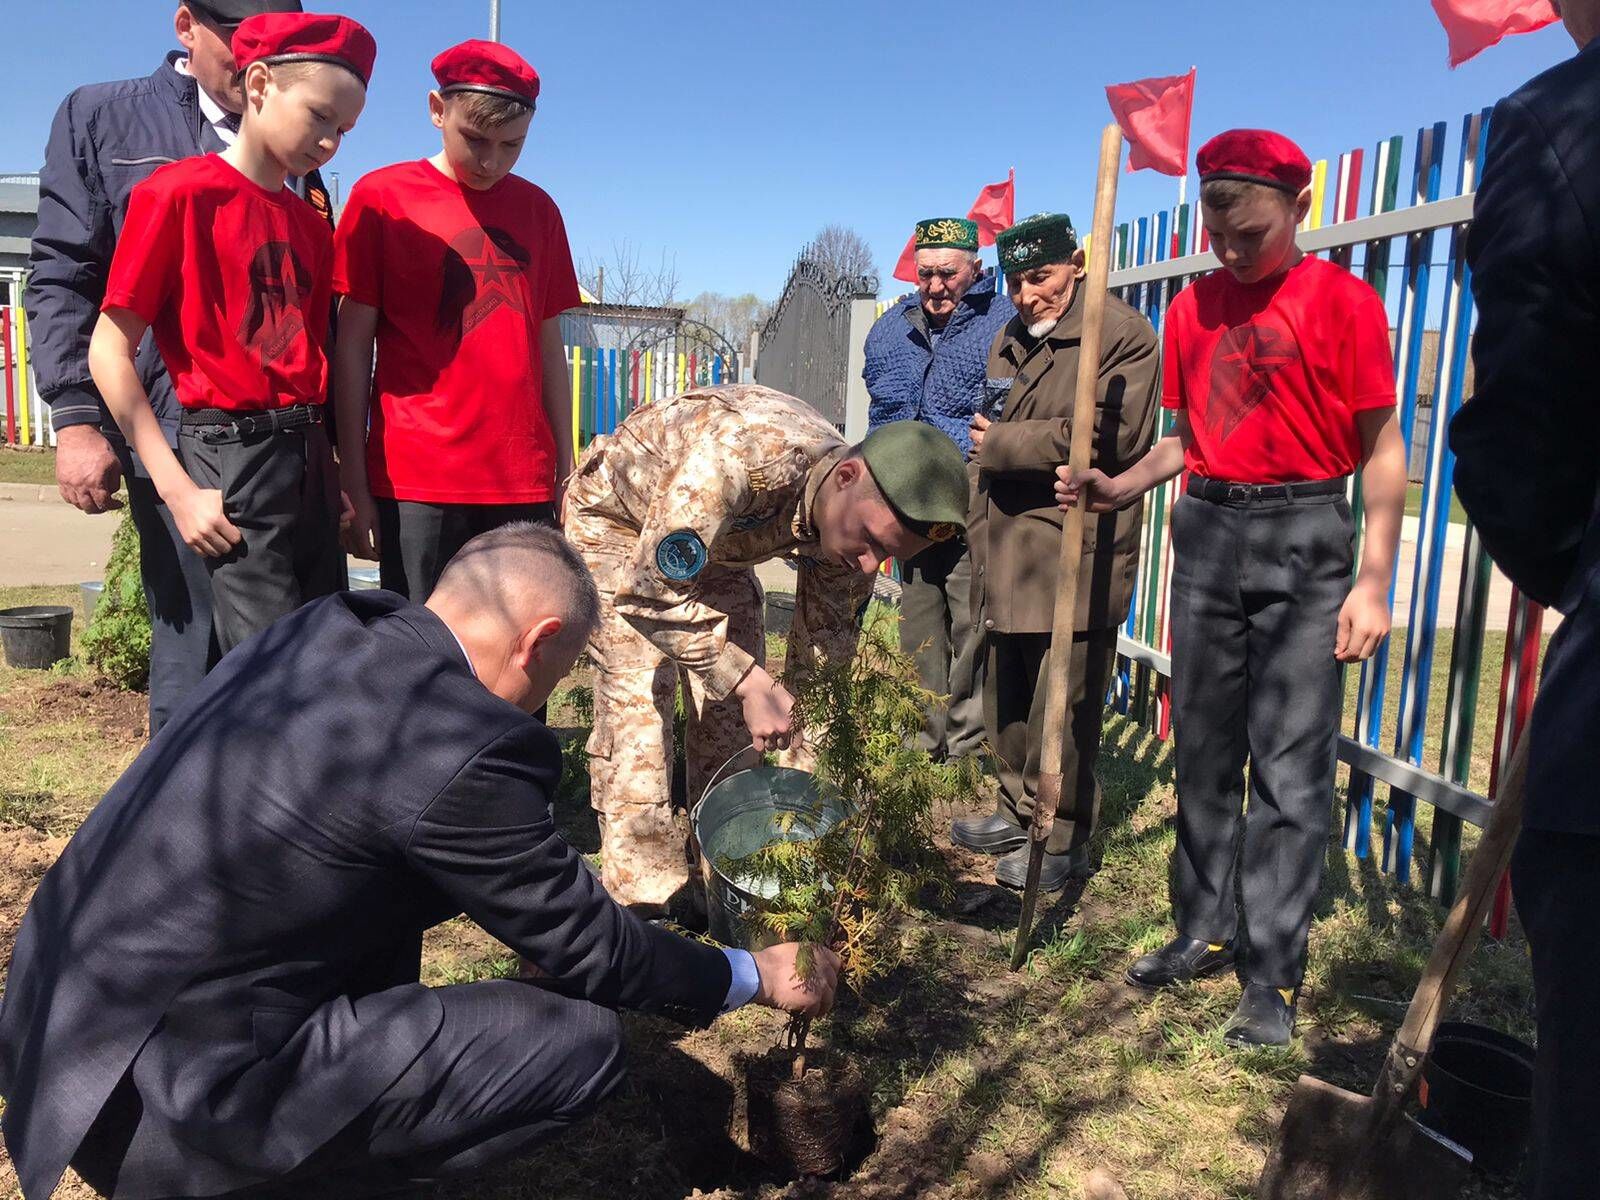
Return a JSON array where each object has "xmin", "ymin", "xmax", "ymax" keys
[
  {"xmin": 1167, "ymin": 491, "xmax": 1354, "ymax": 989},
  {"xmin": 74, "ymin": 980, "xmax": 627, "ymax": 1200},
  {"xmin": 899, "ymin": 537, "xmax": 985, "ymax": 760},
  {"xmin": 1512, "ymin": 828, "xmax": 1600, "ymax": 1200},
  {"xmin": 377, "ymin": 500, "xmax": 558, "ymax": 601},
  {"xmin": 984, "ymin": 628, "xmax": 1117, "ymax": 856},
  {"xmin": 118, "ymin": 458, "xmax": 217, "ymax": 735},
  {"xmin": 178, "ymin": 424, "xmax": 345, "ymax": 656}
]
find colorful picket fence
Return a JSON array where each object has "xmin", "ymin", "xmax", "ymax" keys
[
  {"xmin": 1106, "ymin": 111, "xmax": 1544, "ymax": 910},
  {"xmin": 565, "ymin": 344, "xmax": 735, "ymax": 452},
  {"xmin": 1, "ymin": 272, "xmax": 44, "ymax": 449}
]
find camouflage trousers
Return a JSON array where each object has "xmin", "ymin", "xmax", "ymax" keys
[{"xmin": 567, "ymin": 516, "xmax": 764, "ymax": 911}]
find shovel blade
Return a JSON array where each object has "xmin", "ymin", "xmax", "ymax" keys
[{"xmin": 1258, "ymin": 1075, "xmax": 1471, "ymax": 1200}]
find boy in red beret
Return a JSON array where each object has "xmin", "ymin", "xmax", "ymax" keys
[
  {"xmin": 1057, "ymin": 128, "xmax": 1407, "ymax": 1046},
  {"xmin": 333, "ymin": 39, "xmax": 582, "ymax": 598},
  {"xmin": 89, "ymin": 12, "xmax": 374, "ymax": 654}
]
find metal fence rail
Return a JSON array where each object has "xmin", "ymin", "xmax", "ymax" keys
[{"xmin": 1105, "ymin": 110, "xmax": 1546, "ymax": 907}]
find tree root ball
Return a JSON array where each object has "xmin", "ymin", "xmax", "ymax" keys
[{"xmin": 746, "ymin": 1048, "xmax": 874, "ymax": 1178}]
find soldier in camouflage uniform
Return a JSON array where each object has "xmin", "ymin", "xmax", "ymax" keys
[{"xmin": 564, "ymin": 383, "xmax": 969, "ymax": 914}]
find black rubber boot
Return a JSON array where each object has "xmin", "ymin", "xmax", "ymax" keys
[
  {"xmin": 994, "ymin": 844, "xmax": 1092, "ymax": 891},
  {"xmin": 950, "ymin": 812, "xmax": 1028, "ymax": 855},
  {"xmin": 1125, "ymin": 934, "xmax": 1236, "ymax": 990},
  {"xmin": 1222, "ymin": 983, "xmax": 1296, "ymax": 1048}
]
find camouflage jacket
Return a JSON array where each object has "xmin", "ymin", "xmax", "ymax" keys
[{"xmin": 565, "ymin": 384, "xmax": 873, "ymax": 700}]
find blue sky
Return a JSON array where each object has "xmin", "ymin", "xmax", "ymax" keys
[{"xmin": 0, "ymin": 1, "xmax": 1574, "ymax": 301}]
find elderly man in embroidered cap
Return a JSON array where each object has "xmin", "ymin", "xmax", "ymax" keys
[
  {"xmin": 565, "ymin": 384, "xmax": 971, "ymax": 917},
  {"xmin": 956, "ymin": 214, "xmax": 1160, "ymax": 892},
  {"xmin": 863, "ymin": 219, "xmax": 1015, "ymax": 763}
]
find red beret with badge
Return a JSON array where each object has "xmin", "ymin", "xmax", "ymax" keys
[
  {"xmin": 232, "ymin": 12, "xmax": 378, "ymax": 87},
  {"xmin": 432, "ymin": 39, "xmax": 541, "ymax": 109},
  {"xmin": 1197, "ymin": 129, "xmax": 1313, "ymax": 194}
]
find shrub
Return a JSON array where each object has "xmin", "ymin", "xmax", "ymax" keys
[{"xmin": 81, "ymin": 506, "xmax": 151, "ymax": 690}]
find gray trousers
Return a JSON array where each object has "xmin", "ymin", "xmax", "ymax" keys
[
  {"xmin": 1168, "ymin": 491, "xmax": 1354, "ymax": 989},
  {"xmin": 74, "ymin": 980, "xmax": 626, "ymax": 1200},
  {"xmin": 376, "ymin": 499, "xmax": 557, "ymax": 601},
  {"xmin": 119, "ymin": 461, "xmax": 217, "ymax": 734},
  {"xmin": 899, "ymin": 537, "xmax": 985, "ymax": 759},
  {"xmin": 178, "ymin": 424, "xmax": 345, "ymax": 656},
  {"xmin": 984, "ymin": 628, "xmax": 1117, "ymax": 856}
]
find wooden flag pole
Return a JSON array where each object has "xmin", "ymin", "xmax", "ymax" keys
[{"xmin": 1011, "ymin": 122, "xmax": 1125, "ymax": 972}]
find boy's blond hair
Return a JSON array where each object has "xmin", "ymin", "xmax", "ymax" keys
[
  {"xmin": 1200, "ymin": 178, "xmax": 1296, "ymax": 212},
  {"xmin": 444, "ymin": 90, "xmax": 534, "ymax": 128}
]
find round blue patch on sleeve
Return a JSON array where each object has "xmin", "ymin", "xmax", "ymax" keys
[{"xmin": 656, "ymin": 529, "xmax": 708, "ymax": 581}]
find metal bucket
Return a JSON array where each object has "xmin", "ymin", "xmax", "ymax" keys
[
  {"xmin": 347, "ymin": 566, "xmax": 382, "ymax": 591},
  {"xmin": 692, "ymin": 764, "xmax": 848, "ymax": 950},
  {"xmin": 80, "ymin": 581, "xmax": 105, "ymax": 624},
  {"xmin": 0, "ymin": 606, "xmax": 74, "ymax": 670}
]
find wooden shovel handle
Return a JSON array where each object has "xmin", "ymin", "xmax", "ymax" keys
[
  {"xmin": 1391, "ymin": 724, "xmax": 1531, "ymax": 1060},
  {"xmin": 1010, "ymin": 123, "xmax": 1123, "ymax": 971}
]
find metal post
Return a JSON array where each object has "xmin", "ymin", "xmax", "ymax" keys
[{"xmin": 489, "ymin": 0, "xmax": 501, "ymax": 41}]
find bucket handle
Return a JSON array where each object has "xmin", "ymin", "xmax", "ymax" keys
[{"xmin": 690, "ymin": 743, "xmax": 760, "ymax": 825}]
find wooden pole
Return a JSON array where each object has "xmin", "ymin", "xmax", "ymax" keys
[{"xmin": 1011, "ymin": 123, "xmax": 1125, "ymax": 971}]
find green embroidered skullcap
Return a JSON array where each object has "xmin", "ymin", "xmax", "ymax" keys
[
  {"xmin": 996, "ymin": 212, "xmax": 1078, "ymax": 275},
  {"xmin": 914, "ymin": 217, "xmax": 980, "ymax": 252},
  {"xmin": 860, "ymin": 421, "xmax": 969, "ymax": 543}
]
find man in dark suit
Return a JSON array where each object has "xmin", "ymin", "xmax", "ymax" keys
[
  {"xmin": 1450, "ymin": 4, "xmax": 1600, "ymax": 1196},
  {"xmin": 0, "ymin": 523, "xmax": 837, "ymax": 1200},
  {"xmin": 27, "ymin": 1, "xmax": 336, "ymax": 734}
]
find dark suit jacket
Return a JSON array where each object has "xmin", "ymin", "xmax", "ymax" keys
[
  {"xmin": 0, "ymin": 592, "xmax": 730, "ymax": 1199},
  {"xmin": 1451, "ymin": 41, "xmax": 1600, "ymax": 835},
  {"xmin": 970, "ymin": 289, "xmax": 1160, "ymax": 634}
]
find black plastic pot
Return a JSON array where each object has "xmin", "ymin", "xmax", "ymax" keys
[
  {"xmin": 1417, "ymin": 1021, "xmax": 1535, "ymax": 1177},
  {"xmin": 0, "ymin": 606, "xmax": 73, "ymax": 670}
]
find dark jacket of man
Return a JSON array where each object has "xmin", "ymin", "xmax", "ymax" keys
[
  {"xmin": 970, "ymin": 289, "xmax": 1161, "ymax": 633},
  {"xmin": 0, "ymin": 591, "xmax": 729, "ymax": 1200},
  {"xmin": 863, "ymin": 272, "xmax": 1016, "ymax": 453},
  {"xmin": 26, "ymin": 52, "xmax": 334, "ymax": 455},
  {"xmin": 1450, "ymin": 41, "xmax": 1600, "ymax": 839}
]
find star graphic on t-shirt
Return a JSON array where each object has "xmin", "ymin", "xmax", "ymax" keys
[
  {"xmin": 436, "ymin": 225, "xmax": 532, "ymax": 345},
  {"xmin": 1205, "ymin": 322, "xmax": 1301, "ymax": 442}
]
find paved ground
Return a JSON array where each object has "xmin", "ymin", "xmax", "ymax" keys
[{"xmin": 0, "ymin": 492, "xmax": 1539, "ymax": 632}]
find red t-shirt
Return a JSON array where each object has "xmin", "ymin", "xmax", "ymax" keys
[
  {"xmin": 332, "ymin": 161, "xmax": 583, "ymax": 504},
  {"xmin": 103, "ymin": 155, "xmax": 332, "ymax": 412},
  {"xmin": 1162, "ymin": 255, "xmax": 1396, "ymax": 483}
]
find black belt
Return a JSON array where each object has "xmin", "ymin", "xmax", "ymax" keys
[
  {"xmin": 181, "ymin": 403, "xmax": 323, "ymax": 444},
  {"xmin": 1187, "ymin": 475, "xmax": 1348, "ymax": 504}
]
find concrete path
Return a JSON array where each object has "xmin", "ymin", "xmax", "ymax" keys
[{"xmin": 0, "ymin": 490, "xmax": 1543, "ymax": 633}]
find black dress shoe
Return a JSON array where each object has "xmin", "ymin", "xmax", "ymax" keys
[
  {"xmin": 1125, "ymin": 935, "xmax": 1235, "ymax": 989},
  {"xmin": 1222, "ymin": 983, "xmax": 1296, "ymax": 1048},
  {"xmin": 994, "ymin": 844, "xmax": 1091, "ymax": 891},
  {"xmin": 951, "ymin": 812, "xmax": 1028, "ymax": 855}
]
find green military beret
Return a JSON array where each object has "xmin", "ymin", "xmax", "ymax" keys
[
  {"xmin": 996, "ymin": 212, "xmax": 1078, "ymax": 275},
  {"xmin": 915, "ymin": 217, "xmax": 979, "ymax": 252},
  {"xmin": 860, "ymin": 421, "xmax": 969, "ymax": 542}
]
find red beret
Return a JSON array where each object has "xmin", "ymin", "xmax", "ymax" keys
[
  {"xmin": 1197, "ymin": 129, "xmax": 1312, "ymax": 194},
  {"xmin": 432, "ymin": 40, "xmax": 540, "ymax": 109},
  {"xmin": 232, "ymin": 12, "xmax": 377, "ymax": 87}
]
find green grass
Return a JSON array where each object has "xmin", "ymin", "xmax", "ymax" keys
[
  {"xmin": 1405, "ymin": 481, "xmax": 1468, "ymax": 526},
  {"xmin": 0, "ymin": 448, "xmax": 57, "ymax": 488}
]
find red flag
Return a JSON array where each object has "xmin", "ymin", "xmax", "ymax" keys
[
  {"xmin": 1105, "ymin": 69, "xmax": 1196, "ymax": 177},
  {"xmin": 1432, "ymin": 0, "xmax": 1557, "ymax": 67},
  {"xmin": 967, "ymin": 170, "xmax": 1015, "ymax": 245},
  {"xmin": 892, "ymin": 233, "xmax": 919, "ymax": 283}
]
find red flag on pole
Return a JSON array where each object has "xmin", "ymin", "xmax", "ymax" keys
[
  {"xmin": 892, "ymin": 234, "xmax": 919, "ymax": 283},
  {"xmin": 1105, "ymin": 69, "xmax": 1196, "ymax": 177},
  {"xmin": 1432, "ymin": 0, "xmax": 1558, "ymax": 67},
  {"xmin": 967, "ymin": 170, "xmax": 1015, "ymax": 245}
]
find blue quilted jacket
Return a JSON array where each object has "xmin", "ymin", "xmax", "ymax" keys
[{"xmin": 863, "ymin": 271, "xmax": 1015, "ymax": 454}]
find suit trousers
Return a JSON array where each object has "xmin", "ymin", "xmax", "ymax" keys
[
  {"xmin": 73, "ymin": 979, "xmax": 626, "ymax": 1200},
  {"xmin": 178, "ymin": 424, "xmax": 345, "ymax": 656},
  {"xmin": 376, "ymin": 499, "xmax": 558, "ymax": 600},
  {"xmin": 1511, "ymin": 828, "xmax": 1600, "ymax": 1200},
  {"xmin": 1167, "ymin": 492, "xmax": 1354, "ymax": 989},
  {"xmin": 984, "ymin": 627, "xmax": 1117, "ymax": 856},
  {"xmin": 899, "ymin": 537, "xmax": 985, "ymax": 760},
  {"xmin": 119, "ymin": 463, "xmax": 217, "ymax": 735}
]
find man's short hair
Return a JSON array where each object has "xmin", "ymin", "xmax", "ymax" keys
[
  {"xmin": 436, "ymin": 522, "xmax": 600, "ymax": 637},
  {"xmin": 1200, "ymin": 177, "xmax": 1296, "ymax": 212},
  {"xmin": 444, "ymin": 89, "xmax": 534, "ymax": 128}
]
